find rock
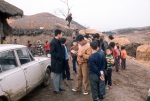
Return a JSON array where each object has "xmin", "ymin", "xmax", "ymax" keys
[
  {"xmin": 136, "ymin": 45, "xmax": 150, "ymax": 61},
  {"xmin": 124, "ymin": 43, "xmax": 142, "ymax": 57}
]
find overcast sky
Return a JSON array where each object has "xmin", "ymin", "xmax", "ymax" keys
[{"xmin": 6, "ymin": 0, "xmax": 150, "ymax": 31}]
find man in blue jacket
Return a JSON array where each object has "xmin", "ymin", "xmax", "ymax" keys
[
  {"xmin": 50, "ymin": 29, "xmax": 65, "ymax": 94},
  {"xmin": 89, "ymin": 41, "xmax": 105, "ymax": 101}
]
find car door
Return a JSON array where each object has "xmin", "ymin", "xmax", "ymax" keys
[
  {"xmin": 16, "ymin": 48, "xmax": 43, "ymax": 92},
  {"xmin": 0, "ymin": 50, "xmax": 26, "ymax": 101}
]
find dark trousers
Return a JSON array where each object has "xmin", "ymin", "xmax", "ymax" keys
[
  {"xmin": 115, "ymin": 57, "xmax": 120, "ymax": 72},
  {"xmin": 46, "ymin": 50, "xmax": 50, "ymax": 56},
  {"xmin": 90, "ymin": 74, "xmax": 100, "ymax": 101},
  {"xmin": 105, "ymin": 69, "xmax": 112, "ymax": 86},
  {"xmin": 121, "ymin": 58, "xmax": 126, "ymax": 69},
  {"xmin": 100, "ymin": 78, "xmax": 106, "ymax": 96},
  {"xmin": 63, "ymin": 59, "xmax": 70, "ymax": 80},
  {"xmin": 72, "ymin": 56, "xmax": 77, "ymax": 73}
]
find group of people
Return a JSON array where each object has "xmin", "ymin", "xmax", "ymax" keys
[
  {"xmin": 27, "ymin": 40, "xmax": 51, "ymax": 56},
  {"xmin": 50, "ymin": 29, "xmax": 127, "ymax": 101},
  {"xmin": 1, "ymin": 37, "xmax": 18, "ymax": 44},
  {"xmin": 1, "ymin": 29, "xmax": 127, "ymax": 101}
]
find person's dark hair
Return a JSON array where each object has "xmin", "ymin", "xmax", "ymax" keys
[
  {"xmin": 46, "ymin": 41, "xmax": 48, "ymax": 43},
  {"xmin": 2, "ymin": 37, "xmax": 6, "ymax": 40},
  {"xmin": 107, "ymin": 46, "xmax": 112, "ymax": 51},
  {"xmin": 90, "ymin": 40, "xmax": 98, "ymax": 50},
  {"xmin": 29, "ymin": 44, "xmax": 32, "ymax": 47},
  {"xmin": 93, "ymin": 33, "xmax": 100, "ymax": 39},
  {"xmin": 109, "ymin": 42, "xmax": 115, "ymax": 48},
  {"xmin": 73, "ymin": 37, "xmax": 76, "ymax": 40},
  {"xmin": 96, "ymin": 40, "xmax": 101, "ymax": 48},
  {"xmin": 84, "ymin": 34, "xmax": 90, "ymax": 39},
  {"xmin": 60, "ymin": 38, "xmax": 66, "ymax": 44},
  {"xmin": 28, "ymin": 41, "xmax": 30, "ymax": 44},
  {"xmin": 100, "ymin": 38, "xmax": 104, "ymax": 43},
  {"xmin": 121, "ymin": 46, "xmax": 125, "ymax": 50},
  {"xmin": 55, "ymin": 29, "xmax": 62, "ymax": 36},
  {"xmin": 76, "ymin": 34, "xmax": 84, "ymax": 42},
  {"xmin": 117, "ymin": 46, "xmax": 119, "ymax": 49},
  {"xmin": 108, "ymin": 35, "xmax": 114, "ymax": 40}
]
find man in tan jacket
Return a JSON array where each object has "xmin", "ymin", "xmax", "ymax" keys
[{"xmin": 72, "ymin": 34, "xmax": 92, "ymax": 95}]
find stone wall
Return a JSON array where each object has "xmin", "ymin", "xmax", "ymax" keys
[{"xmin": 6, "ymin": 34, "xmax": 72, "ymax": 49}]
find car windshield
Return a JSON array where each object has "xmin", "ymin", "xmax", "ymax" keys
[{"xmin": 0, "ymin": 51, "xmax": 17, "ymax": 73}]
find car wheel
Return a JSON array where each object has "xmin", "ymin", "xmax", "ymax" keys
[
  {"xmin": 43, "ymin": 68, "xmax": 51, "ymax": 87},
  {"xmin": 0, "ymin": 98, "xmax": 3, "ymax": 101}
]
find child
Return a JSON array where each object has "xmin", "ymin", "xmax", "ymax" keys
[
  {"xmin": 44, "ymin": 41, "xmax": 50, "ymax": 57},
  {"xmin": 105, "ymin": 46, "xmax": 115, "ymax": 89},
  {"xmin": 89, "ymin": 41, "xmax": 105, "ymax": 101},
  {"xmin": 70, "ymin": 41, "xmax": 78, "ymax": 73},
  {"xmin": 109, "ymin": 42, "xmax": 120, "ymax": 72},
  {"xmin": 60, "ymin": 38, "xmax": 73, "ymax": 80},
  {"xmin": 121, "ymin": 46, "xmax": 127, "ymax": 69}
]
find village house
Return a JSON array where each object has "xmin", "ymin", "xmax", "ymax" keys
[{"xmin": 0, "ymin": 0, "xmax": 23, "ymax": 43}]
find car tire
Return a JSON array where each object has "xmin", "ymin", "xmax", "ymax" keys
[
  {"xmin": 0, "ymin": 98, "xmax": 3, "ymax": 101},
  {"xmin": 42, "ymin": 68, "xmax": 51, "ymax": 87}
]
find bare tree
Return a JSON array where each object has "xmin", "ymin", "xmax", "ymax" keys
[
  {"xmin": 59, "ymin": 0, "xmax": 73, "ymax": 27},
  {"xmin": 59, "ymin": 0, "xmax": 72, "ymax": 15}
]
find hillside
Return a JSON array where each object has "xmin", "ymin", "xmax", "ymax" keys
[
  {"xmin": 114, "ymin": 26, "xmax": 150, "ymax": 34},
  {"xmin": 103, "ymin": 26, "xmax": 150, "ymax": 44},
  {"xmin": 9, "ymin": 12, "xmax": 85, "ymax": 30}
]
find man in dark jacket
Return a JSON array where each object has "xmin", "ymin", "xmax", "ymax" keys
[{"xmin": 50, "ymin": 29, "xmax": 65, "ymax": 94}]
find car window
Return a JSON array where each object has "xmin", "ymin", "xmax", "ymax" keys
[
  {"xmin": 0, "ymin": 51, "xmax": 17, "ymax": 73},
  {"xmin": 17, "ymin": 48, "xmax": 32, "ymax": 65},
  {"xmin": 28, "ymin": 49, "xmax": 34, "ymax": 61}
]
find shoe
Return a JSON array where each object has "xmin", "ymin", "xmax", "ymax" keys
[
  {"xmin": 93, "ymin": 98, "xmax": 100, "ymax": 101},
  {"xmin": 83, "ymin": 91, "xmax": 89, "ymax": 95},
  {"xmin": 53, "ymin": 91, "xmax": 60, "ymax": 94},
  {"xmin": 72, "ymin": 88, "xmax": 77, "ymax": 92},
  {"xmin": 106, "ymin": 85, "xmax": 111, "ymax": 90},
  {"xmin": 100, "ymin": 99, "xmax": 104, "ymax": 101},
  {"xmin": 106, "ymin": 87, "xmax": 109, "ymax": 90},
  {"xmin": 67, "ymin": 78, "xmax": 73, "ymax": 80},
  {"xmin": 99, "ymin": 94, "xmax": 104, "ymax": 100},
  {"xmin": 59, "ymin": 88, "xmax": 66, "ymax": 91}
]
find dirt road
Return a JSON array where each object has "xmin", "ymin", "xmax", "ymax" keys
[{"xmin": 20, "ymin": 59, "xmax": 150, "ymax": 101}]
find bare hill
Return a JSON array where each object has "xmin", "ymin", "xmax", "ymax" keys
[
  {"xmin": 103, "ymin": 26, "xmax": 150, "ymax": 44},
  {"xmin": 114, "ymin": 26, "xmax": 150, "ymax": 35},
  {"xmin": 9, "ymin": 12, "xmax": 85, "ymax": 30}
]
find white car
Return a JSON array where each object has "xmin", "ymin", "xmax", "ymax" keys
[{"xmin": 0, "ymin": 44, "xmax": 51, "ymax": 101}]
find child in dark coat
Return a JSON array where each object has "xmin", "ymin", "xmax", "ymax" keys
[{"xmin": 89, "ymin": 41, "xmax": 105, "ymax": 101}]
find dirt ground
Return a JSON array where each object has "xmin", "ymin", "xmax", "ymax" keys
[{"xmin": 20, "ymin": 58, "xmax": 150, "ymax": 101}]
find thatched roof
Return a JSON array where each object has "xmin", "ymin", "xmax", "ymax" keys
[{"xmin": 0, "ymin": 0, "xmax": 23, "ymax": 18}]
